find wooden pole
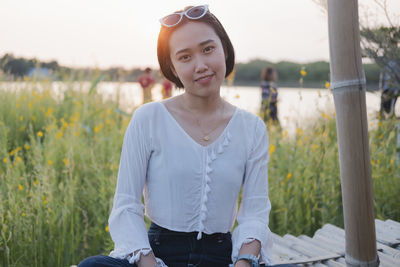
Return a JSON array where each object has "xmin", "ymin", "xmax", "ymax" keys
[{"xmin": 327, "ymin": 1, "xmax": 379, "ymax": 266}]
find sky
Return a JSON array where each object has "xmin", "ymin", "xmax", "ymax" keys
[{"xmin": 1, "ymin": 0, "xmax": 399, "ymax": 69}]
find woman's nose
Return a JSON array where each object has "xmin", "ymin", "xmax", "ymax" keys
[{"xmin": 194, "ymin": 56, "xmax": 209, "ymax": 73}]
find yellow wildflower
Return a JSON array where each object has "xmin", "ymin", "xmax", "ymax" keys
[
  {"xmin": 282, "ymin": 130, "xmax": 288, "ymax": 138},
  {"xmin": 56, "ymin": 131, "xmax": 63, "ymax": 140},
  {"xmin": 19, "ymin": 126, "xmax": 25, "ymax": 131},
  {"xmin": 63, "ymin": 158, "xmax": 69, "ymax": 167},
  {"xmin": 325, "ymin": 82, "xmax": 330, "ymax": 89},
  {"xmin": 3, "ymin": 157, "xmax": 7, "ymax": 163},
  {"xmin": 312, "ymin": 144, "xmax": 319, "ymax": 151},
  {"xmin": 42, "ymin": 196, "xmax": 48, "ymax": 204},
  {"xmin": 300, "ymin": 69, "xmax": 307, "ymax": 76},
  {"xmin": 18, "ymin": 184, "xmax": 24, "ymax": 191},
  {"xmin": 106, "ymin": 108, "xmax": 111, "ymax": 115},
  {"xmin": 37, "ymin": 131, "xmax": 43, "ymax": 137},
  {"xmin": 297, "ymin": 140, "xmax": 303, "ymax": 146},
  {"xmin": 322, "ymin": 131, "xmax": 327, "ymax": 137},
  {"xmin": 73, "ymin": 131, "xmax": 79, "ymax": 137},
  {"xmin": 22, "ymin": 213, "xmax": 25, "ymax": 217},
  {"xmin": 106, "ymin": 119, "xmax": 111, "ymax": 125},
  {"xmin": 24, "ymin": 144, "xmax": 30, "ymax": 150},
  {"xmin": 19, "ymin": 115, "xmax": 23, "ymax": 121},
  {"xmin": 45, "ymin": 108, "xmax": 53, "ymax": 117},
  {"xmin": 370, "ymin": 160, "xmax": 374, "ymax": 166},
  {"xmin": 16, "ymin": 147, "xmax": 22, "ymax": 152},
  {"xmin": 16, "ymin": 156, "xmax": 22, "ymax": 163},
  {"xmin": 10, "ymin": 150, "xmax": 15, "ymax": 156},
  {"xmin": 322, "ymin": 113, "xmax": 331, "ymax": 120},
  {"xmin": 390, "ymin": 159, "xmax": 393, "ymax": 165},
  {"xmin": 235, "ymin": 94, "xmax": 240, "ymax": 99},
  {"xmin": 33, "ymin": 179, "xmax": 39, "ymax": 186},
  {"xmin": 286, "ymin": 173, "xmax": 292, "ymax": 182},
  {"xmin": 269, "ymin": 145, "xmax": 276, "ymax": 156},
  {"xmin": 378, "ymin": 121, "xmax": 382, "ymax": 127},
  {"xmin": 94, "ymin": 126, "xmax": 100, "ymax": 133},
  {"xmin": 48, "ymin": 160, "xmax": 52, "ymax": 165},
  {"xmin": 32, "ymin": 116, "xmax": 36, "ymax": 121},
  {"xmin": 105, "ymin": 225, "xmax": 110, "ymax": 232},
  {"xmin": 376, "ymin": 159, "xmax": 381, "ymax": 165}
]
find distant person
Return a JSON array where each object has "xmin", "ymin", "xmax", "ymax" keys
[
  {"xmin": 379, "ymin": 60, "xmax": 399, "ymax": 118},
  {"xmin": 138, "ymin": 67, "xmax": 156, "ymax": 104},
  {"xmin": 260, "ymin": 66, "xmax": 279, "ymax": 123},
  {"xmin": 161, "ymin": 77, "xmax": 174, "ymax": 99}
]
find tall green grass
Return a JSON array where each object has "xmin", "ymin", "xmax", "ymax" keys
[{"xmin": 0, "ymin": 80, "xmax": 399, "ymax": 266}]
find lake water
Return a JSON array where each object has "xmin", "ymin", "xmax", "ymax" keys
[
  {"xmin": 4, "ymin": 81, "xmax": 397, "ymax": 135},
  {"xmin": 97, "ymin": 82, "xmax": 393, "ymax": 135}
]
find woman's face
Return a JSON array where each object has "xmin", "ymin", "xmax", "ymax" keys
[{"xmin": 169, "ymin": 21, "xmax": 227, "ymax": 98}]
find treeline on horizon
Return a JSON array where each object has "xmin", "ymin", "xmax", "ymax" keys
[{"xmin": 0, "ymin": 53, "xmax": 381, "ymax": 89}]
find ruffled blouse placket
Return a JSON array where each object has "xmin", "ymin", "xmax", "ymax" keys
[{"xmin": 197, "ymin": 131, "xmax": 232, "ymax": 240}]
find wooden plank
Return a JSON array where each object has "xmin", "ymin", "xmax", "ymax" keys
[
  {"xmin": 321, "ymin": 224, "xmax": 345, "ymax": 237},
  {"xmin": 377, "ymin": 251, "xmax": 400, "ymax": 267},
  {"xmin": 298, "ymin": 235, "xmax": 344, "ymax": 255},
  {"xmin": 313, "ymin": 233, "xmax": 345, "ymax": 252},
  {"xmin": 273, "ymin": 254, "xmax": 344, "ymax": 266},
  {"xmin": 324, "ymin": 260, "xmax": 346, "ymax": 267},
  {"xmin": 376, "ymin": 242, "xmax": 400, "ymax": 259},
  {"xmin": 386, "ymin": 219, "xmax": 400, "ymax": 231},
  {"xmin": 376, "ymin": 219, "xmax": 400, "ymax": 241},
  {"xmin": 315, "ymin": 228, "xmax": 345, "ymax": 245},
  {"xmin": 271, "ymin": 233, "xmax": 309, "ymax": 261},
  {"xmin": 271, "ymin": 242, "xmax": 304, "ymax": 260},
  {"xmin": 284, "ymin": 234, "xmax": 334, "ymax": 257}
]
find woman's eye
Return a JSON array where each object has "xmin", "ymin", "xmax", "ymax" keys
[
  {"xmin": 204, "ymin": 46, "xmax": 215, "ymax": 53},
  {"xmin": 179, "ymin": 55, "xmax": 190, "ymax": 61}
]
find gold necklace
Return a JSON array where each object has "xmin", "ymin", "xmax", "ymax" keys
[{"xmin": 181, "ymin": 98, "xmax": 226, "ymax": 142}]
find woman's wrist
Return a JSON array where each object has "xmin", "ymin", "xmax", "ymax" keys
[
  {"xmin": 136, "ymin": 251, "xmax": 157, "ymax": 267},
  {"xmin": 234, "ymin": 259, "xmax": 252, "ymax": 267}
]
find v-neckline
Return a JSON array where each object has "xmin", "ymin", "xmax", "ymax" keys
[{"xmin": 158, "ymin": 101, "xmax": 238, "ymax": 149}]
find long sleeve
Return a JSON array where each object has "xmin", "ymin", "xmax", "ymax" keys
[
  {"xmin": 108, "ymin": 107, "xmax": 156, "ymax": 264},
  {"xmin": 231, "ymin": 118, "xmax": 274, "ymax": 265}
]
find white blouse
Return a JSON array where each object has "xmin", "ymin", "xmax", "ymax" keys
[{"xmin": 108, "ymin": 101, "xmax": 274, "ymax": 265}]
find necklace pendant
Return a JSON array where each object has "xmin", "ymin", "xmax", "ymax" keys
[{"xmin": 203, "ymin": 135, "xmax": 210, "ymax": 141}]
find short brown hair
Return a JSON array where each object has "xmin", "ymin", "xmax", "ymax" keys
[{"xmin": 157, "ymin": 6, "xmax": 235, "ymax": 88}]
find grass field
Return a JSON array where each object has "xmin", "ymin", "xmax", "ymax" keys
[{"xmin": 1, "ymin": 79, "xmax": 399, "ymax": 266}]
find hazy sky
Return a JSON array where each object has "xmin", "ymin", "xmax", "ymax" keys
[{"xmin": 1, "ymin": 0, "xmax": 398, "ymax": 69}]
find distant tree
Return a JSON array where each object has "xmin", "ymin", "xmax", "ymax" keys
[{"xmin": 360, "ymin": 26, "xmax": 400, "ymax": 88}]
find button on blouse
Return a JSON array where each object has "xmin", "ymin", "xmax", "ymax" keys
[{"xmin": 108, "ymin": 101, "xmax": 273, "ymax": 265}]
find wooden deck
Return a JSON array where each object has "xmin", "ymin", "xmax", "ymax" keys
[{"xmin": 272, "ymin": 219, "xmax": 400, "ymax": 266}]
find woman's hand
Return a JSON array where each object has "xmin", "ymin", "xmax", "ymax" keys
[
  {"xmin": 234, "ymin": 259, "xmax": 252, "ymax": 267},
  {"xmin": 136, "ymin": 251, "xmax": 158, "ymax": 267}
]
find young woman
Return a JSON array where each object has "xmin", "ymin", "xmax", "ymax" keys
[{"xmin": 78, "ymin": 5, "xmax": 282, "ymax": 267}]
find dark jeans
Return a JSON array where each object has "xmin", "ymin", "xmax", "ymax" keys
[
  {"xmin": 78, "ymin": 222, "xmax": 231, "ymax": 267},
  {"xmin": 78, "ymin": 222, "xmax": 297, "ymax": 267}
]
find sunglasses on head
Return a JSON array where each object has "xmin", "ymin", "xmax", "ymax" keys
[{"xmin": 159, "ymin": 4, "xmax": 209, "ymax": 28}]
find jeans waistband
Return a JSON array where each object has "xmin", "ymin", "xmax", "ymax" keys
[{"xmin": 149, "ymin": 222, "xmax": 231, "ymax": 240}]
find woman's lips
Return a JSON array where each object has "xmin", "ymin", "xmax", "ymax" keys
[{"xmin": 195, "ymin": 74, "xmax": 214, "ymax": 85}]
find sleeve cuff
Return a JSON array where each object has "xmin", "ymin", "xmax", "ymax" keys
[
  {"xmin": 231, "ymin": 220, "xmax": 274, "ymax": 265},
  {"xmin": 109, "ymin": 248, "xmax": 168, "ymax": 266}
]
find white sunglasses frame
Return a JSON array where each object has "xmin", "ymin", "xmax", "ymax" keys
[{"xmin": 159, "ymin": 4, "xmax": 209, "ymax": 28}]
